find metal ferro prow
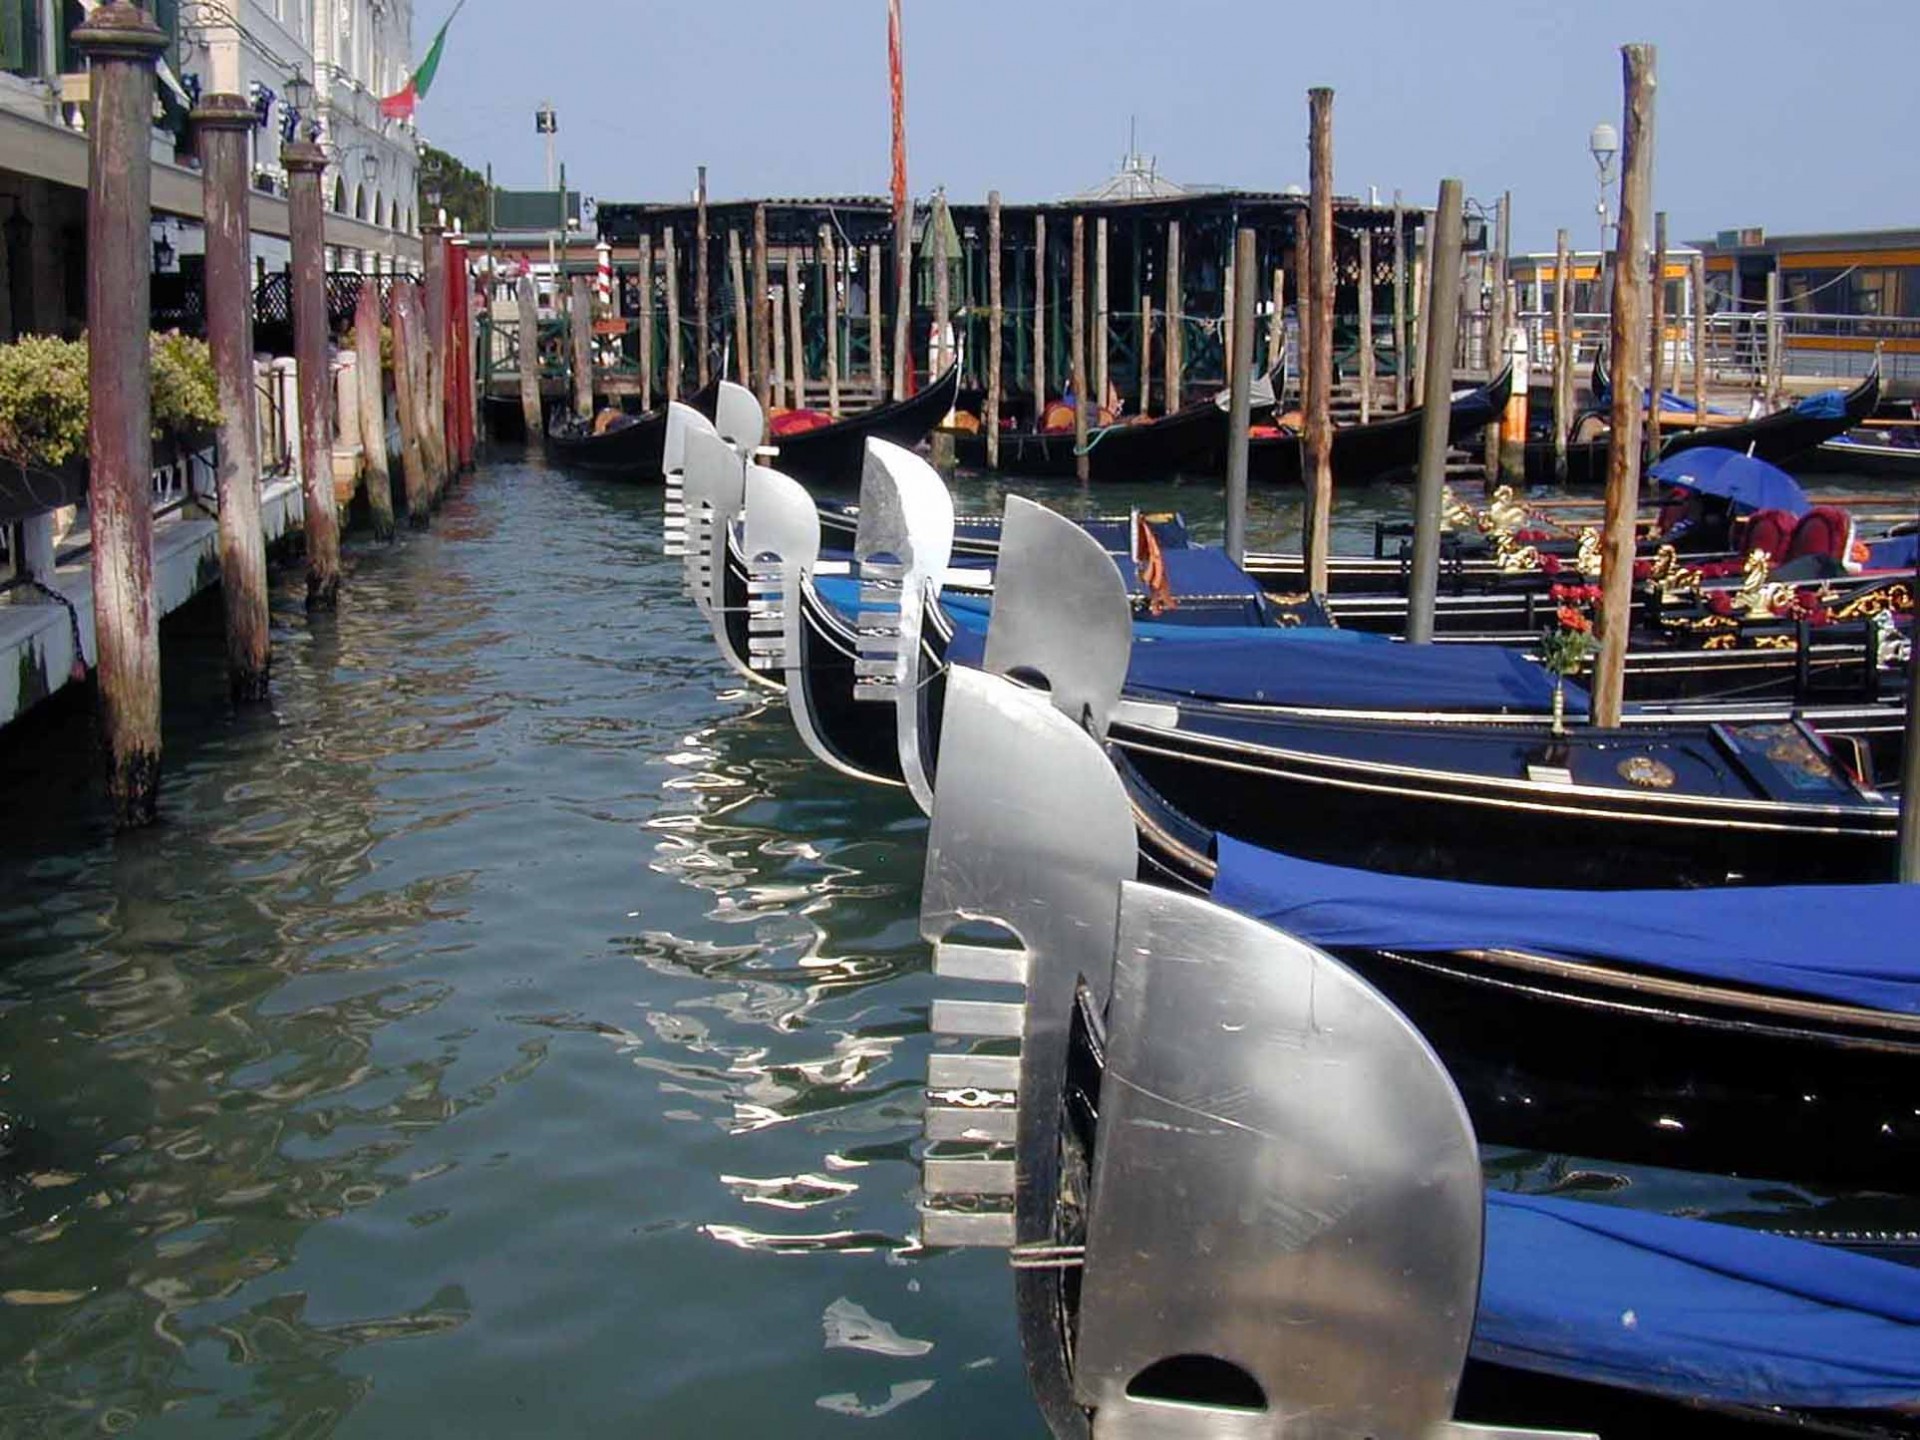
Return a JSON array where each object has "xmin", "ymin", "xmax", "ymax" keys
[
  {"xmin": 740, "ymin": 462, "xmax": 819, "ymax": 680},
  {"xmin": 682, "ymin": 426, "xmax": 749, "ymax": 620},
  {"xmin": 851, "ymin": 438, "xmax": 953, "ymax": 814},
  {"xmin": 661, "ymin": 400, "xmax": 716, "ymax": 562},
  {"xmin": 919, "ymin": 671, "xmax": 1588, "ymax": 1440},
  {"xmin": 714, "ymin": 379, "xmax": 764, "ymax": 455}
]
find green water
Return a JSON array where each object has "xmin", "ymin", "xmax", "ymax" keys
[{"xmin": 0, "ymin": 459, "xmax": 1901, "ymax": 1437}]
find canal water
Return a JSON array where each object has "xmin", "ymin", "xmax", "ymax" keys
[{"xmin": 0, "ymin": 456, "xmax": 1901, "ymax": 1437}]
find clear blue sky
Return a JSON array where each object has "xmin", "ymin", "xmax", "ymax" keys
[{"xmin": 413, "ymin": 0, "xmax": 1918, "ymax": 253}]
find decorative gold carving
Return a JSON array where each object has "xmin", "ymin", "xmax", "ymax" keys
[
  {"xmin": 1617, "ymin": 756, "xmax": 1677, "ymax": 789},
  {"xmin": 1831, "ymin": 581, "xmax": 1913, "ymax": 622}
]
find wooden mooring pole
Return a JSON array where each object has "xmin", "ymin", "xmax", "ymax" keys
[
  {"xmin": 932, "ymin": 191, "xmax": 952, "ymax": 378},
  {"xmin": 820, "ymin": 224, "xmax": 841, "ymax": 417},
  {"xmin": 1357, "ymin": 228, "xmax": 1374, "ymax": 424},
  {"xmin": 570, "ymin": 276, "xmax": 593, "ymax": 419},
  {"xmin": 1391, "ymin": 196, "xmax": 1408, "ymax": 410},
  {"xmin": 1646, "ymin": 210, "xmax": 1668, "ymax": 472},
  {"xmin": 1303, "ymin": 86, "xmax": 1336, "ymax": 596},
  {"xmin": 515, "ymin": 274, "xmax": 542, "ymax": 441},
  {"xmin": 1691, "ymin": 251, "xmax": 1707, "ymax": 423},
  {"xmin": 194, "ymin": 90, "xmax": 272, "ymax": 699},
  {"xmin": 1408, "ymin": 179, "xmax": 1465, "ymax": 644},
  {"xmin": 786, "ymin": 249, "xmax": 805, "ymax": 409},
  {"xmin": 1225, "ymin": 227, "xmax": 1256, "ymax": 565},
  {"xmin": 1765, "ymin": 269, "xmax": 1783, "ymax": 409},
  {"xmin": 1139, "ymin": 293, "xmax": 1154, "ymax": 418},
  {"xmin": 1291, "ymin": 210, "xmax": 1309, "ymax": 407},
  {"xmin": 986, "ymin": 190, "xmax": 1002, "ymax": 469},
  {"xmin": 867, "ymin": 241, "xmax": 885, "ymax": 401},
  {"xmin": 1553, "ymin": 227, "xmax": 1572, "ymax": 485},
  {"xmin": 1071, "ymin": 213, "xmax": 1089, "ymax": 483},
  {"xmin": 76, "ymin": 5, "xmax": 166, "ymax": 825},
  {"xmin": 1483, "ymin": 193, "xmax": 1509, "ymax": 481},
  {"xmin": 422, "ymin": 230, "xmax": 449, "ymax": 501},
  {"xmin": 728, "ymin": 230, "xmax": 750, "ymax": 387},
  {"xmin": 637, "ymin": 232, "xmax": 654, "ymax": 412},
  {"xmin": 695, "ymin": 165, "xmax": 711, "ymax": 389},
  {"xmin": 1093, "ymin": 216, "xmax": 1109, "ymax": 407},
  {"xmin": 1033, "ymin": 213, "xmax": 1047, "ymax": 414},
  {"xmin": 1267, "ymin": 269, "xmax": 1283, "ymax": 381},
  {"xmin": 393, "ymin": 285, "xmax": 430, "ymax": 521},
  {"xmin": 284, "ymin": 129, "xmax": 340, "ymax": 606},
  {"xmin": 663, "ymin": 225, "xmax": 682, "ymax": 405},
  {"xmin": 1593, "ymin": 43, "xmax": 1657, "ymax": 731},
  {"xmin": 753, "ymin": 207, "xmax": 771, "ymax": 408},
  {"xmin": 1163, "ymin": 219, "xmax": 1181, "ymax": 413},
  {"xmin": 353, "ymin": 277, "xmax": 395, "ymax": 540}
]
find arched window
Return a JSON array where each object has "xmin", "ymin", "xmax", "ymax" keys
[
  {"xmin": 404, "ymin": 207, "xmax": 414, "ymax": 234},
  {"xmin": 388, "ymin": 197, "xmax": 399, "ymax": 231},
  {"xmin": 354, "ymin": 184, "xmax": 367, "ymax": 221},
  {"xmin": 332, "ymin": 177, "xmax": 347, "ymax": 213}
]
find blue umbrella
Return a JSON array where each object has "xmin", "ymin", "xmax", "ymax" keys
[{"xmin": 1646, "ymin": 447, "xmax": 1811, "ymax": 516}]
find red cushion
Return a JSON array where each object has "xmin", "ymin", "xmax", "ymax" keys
[
  {"xmin": 1742, "ymin": 509, "xmax": 1796, "ymax": 564},
  {"xmin": 770, "ymin": 409, "xmax": 833, "ymax": 437},
  {"xmin": 1784, "ymin": 506, "xmax": 1855, "ymax": 565}
]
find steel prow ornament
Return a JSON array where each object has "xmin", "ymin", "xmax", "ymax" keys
[
  {"xmin": 739, "ymin": 463, "xmax": 819, "ymax": 684},
  {"xmin": 984, "ymin": 495, "xmax": 1131, "ymax": 741},
  {"xmin": 682, "ymin": 426, "xmax": 748, "ymax": 620},
  {"xmin": 662, "ymin": 400, "xmax": 718, "ymax": 561},
  {"xmin": 714, "ymin": 379, "xmax": 764, "ymax": 454},
  {"xmin": 852, "ymin": 438, "xmax": 954, "ymax": 813},
  {"xmin": 921, "ymin": 670, "xmax": 1589, "ymax": 1440}
]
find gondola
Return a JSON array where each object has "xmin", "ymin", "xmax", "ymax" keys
[
  {"xmin": 545, "ymin": 378, "xmax": 721, "ymax": 479},
  {"xmin": 949, "ymin": 395, "xmax": 1234, "ymax": 480},
  {"xmin": 1248, "ymin": 363, "xmax": 1513, "ymax": 484},
  {"xmin": 761, "ymin": 363, "xmax": 961, "ymax": 489},
  {"xmin": 761, "ymin": 449, "xmax": 1900, "ymax": 888},
  {"xmin": 1794, "ymin": 428, "xmax": 1920, "ymax": 482},
  {"xmin": 918, "ymin": 665, "xmax": 1920, "ymax": 1439},
  {"xmin": 1522, "ymin": 363, "xmax": 1882, "ymax": 485}
]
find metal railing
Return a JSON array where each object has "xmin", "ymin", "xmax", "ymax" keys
[{"xmin": 1509, "ymin": 310, "xmax": 1920, "ymax": 388}]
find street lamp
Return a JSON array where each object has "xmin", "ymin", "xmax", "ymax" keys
[{"xmin": 1589, "ymin": 122, "xmax": 1619, "ymax": 258}]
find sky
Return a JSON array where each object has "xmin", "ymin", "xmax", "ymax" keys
[{"xmin": 409, "ymin": 0, "xmax": 1919, "ymax": 254}]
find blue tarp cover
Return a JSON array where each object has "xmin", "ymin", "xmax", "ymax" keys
[
  {"xmin": 1478, "ymin": 1191, "xmax": 1920, "ymax": 1407},
  {"xmin": 1867, "ymin": 534, "xmax": 1918, "ymax": 572},
  {"xmin": 1213, "ymin": 834, "xmax": 1920, "ymax": 1013},
  {"xmin": 1794, "ymin": 388, "xmax": 1849, "ymax": 420},
  {"xmin": 1647, "ymin": 448, "xmax": 1811, "ymax": 516}
]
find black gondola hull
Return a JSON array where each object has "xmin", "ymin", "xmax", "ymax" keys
[{"xmin": 772, "ymin": 365, "xmax": 962, "ymax": 489}]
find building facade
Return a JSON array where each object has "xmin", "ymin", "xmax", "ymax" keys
[{"xmin": 0, "ymin": 0, "xmax": 421, "ymax": 341}]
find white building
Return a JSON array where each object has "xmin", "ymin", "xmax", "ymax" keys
[{"xmin": 0, "ymin": 0, "xmax": 423, "ymax": 341}]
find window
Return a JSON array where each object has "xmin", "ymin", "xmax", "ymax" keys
[{"xmin": 0, "ymin": 0, "xmax": 41, "ymax": 79}]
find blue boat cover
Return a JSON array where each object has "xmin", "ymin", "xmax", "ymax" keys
[
  {"xmin": 1794, "ymin": 388, "xmax": 1849, "ymax": 420},
  {"xmin": 1212, "ymin": 834, "xmax": 1920, "ymax": 1013},
  {"xmin": 1478, "ymin": 1191, "xmax": 1920, "ymax": 1408},
  {"xmin": 1647, "ymin": 447, "xmax": 1811, "ymax": 516},
  {"xmin": 1867, "ymin": 533, "xmax": 1918, "ymax": 572}
]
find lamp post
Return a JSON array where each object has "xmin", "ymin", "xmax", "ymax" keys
[{"xmin": 1590, "ymin": 121, "xmax": 1619, "ymax": 311}]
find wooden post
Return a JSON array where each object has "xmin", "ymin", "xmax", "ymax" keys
[
  {"xmin": 1645, "ymin": 210, "xmax": 1668, "ymax": 472},
  {"xmin": 1765, "ymin": 268, "xmax": 1782, "ymax": 408},
  {"xmin": 353, "ymin": 276, "xmax": 395, "ymax": 540},
  {"xmin": 422, "ymin": 230, "xmax": 450, "ymax": 500},
  {"xmin": 1691, "ymin": 251, "xmax": 1707, "ymax": 423},
  {"xmin": 1410, "ymin": 237, "xmax": 1427, "ymax": 401},
  {"xmin": 786, "ymin": 249, "xmax": 805, "ymax": 408},
  {"xmin": 868, "ymin": 240, "xmax": 885, "ymax": 400},
  {"xmin": 1407, "ymin": 180, "xmax": 1466, "ymax": 643},
  {"xmin": 194, "ymin": 92, "xmax": 272, "ymax": 699},
  {"xmin": 1483, "ymin": 193, "xmax": 1509, "ymax": 479},
  {"xmin": 75, "ymin": 5, "xmax": 166, "ymax": 824},
  {"xmin": 1071, "ymin": 213, "xmax": 1089, "ymax": 483},
  {"xmin": 932, "ymin": 191, "xmax": 952, "ymax": 377},
  {"xmin": 1267, "ymin": 268, "xmax": 1284, "ymax": 380},
  {"xmin": 771, "ymin": 285, "xmax": 787, "ymax": 409},
  {"xmin": 694, "ymin": 165, "xmax": 711, "ymax": 388},
  {"xmin": 1094, "ymin": 216, "xmax": 1109, "ymax": 407},
  {"xmin": 1222, "ymin": 248, "xmax": 1236, "ymax": 385},
  {"xmin": 753, "ymin": 206, "xmax": 771, "ymax": 408},
  {"xmin": 1291, "ymin": 209, "xmax": 1309, "ymax": 405},
  {"xmin": 1303, "ymin": 87, "xmax": 1336, "ymax": 596},
  {"xmin": 636, "ymin": 232, "xmax": 654, "ymax": 412},
  {"xmin": 1391, "ymin": 197, "xmax": 1409, "ymax": 410},
  {"xmin": 892, "ymin": 204, "xmax": 913, "ymax": 401},
  {"xmin": 1225, "ymin": 227, "xmax": 1256, "ymax": 565},
  {"xmin": 727, "ymin": 229, "xmax": 751, "ymax": 387},
  {"xmin": 404, "ymin": 283, "xmax": 438, "ymax": 510},
  {"xmin": 1357, "ymin": 228, "xmax": 1375, "ymax": 424},
  {"xmin": 1594, "ymin": 43, "xmax": 1657, "ymax": 731},
  {"xmin": 820, "ymin": 224, "xmax": 841, "ymax": 417},
  {"xmin": 1553, "ymin": 227, "xmax": 1573, "ymax": 485},
  {"xmin": 663, "ymin": 224, "xmax": 681, "ymax": 404},
  {"xmin": 1139, "ymin": 293, "xmax": 1154, "ymax": 418},
  {"xmin": 1032, "ymin": 213, "xmax": 1047, "ymax": 413},
  {"xmin": 516, "ymin": 274, "xmax": 542, "ymax": 439},
  {"xmin": 570, "ymin": 276, "xmax": 593, "ymax": 419},
  {"xmin": 987, "ymin": 191, "xmax": 1003, "ymax": 469},
  {"xmin": 394, "ymin": 286, "xmax": 430, "ymax": 520},
  {"xmin": 1163, "ymin": 219, "xmax": 1181, "ymax": 413},
  {"xmin": 284, "ymin": 135, "xmax": 340, "ymax": 607}
]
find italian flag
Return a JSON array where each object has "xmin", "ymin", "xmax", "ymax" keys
[{"xmin": 379, "ymin": 4, "xmax": 461, "ymax": 120}]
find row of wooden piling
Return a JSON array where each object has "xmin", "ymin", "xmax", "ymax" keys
[{"xmin": 68, "ymin": 2, "xmax": 474, "ymax": 829}]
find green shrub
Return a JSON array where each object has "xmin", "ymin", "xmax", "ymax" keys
[{"xmin": 0, "ymin": 332, "xmax": 223, "ymax": 469}]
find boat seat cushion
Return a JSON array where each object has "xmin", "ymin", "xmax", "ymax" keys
[
  {"xmin": 1740, "ymin": 508, "xmax": 1797, "ymax": 564},
  {"xmin": 1784, "ymin": 506, "xmax": 1857, "ymax": 567},
  {"xmin": 770, "ymin": 408, "xmax": 833, "ymax": 437}
]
